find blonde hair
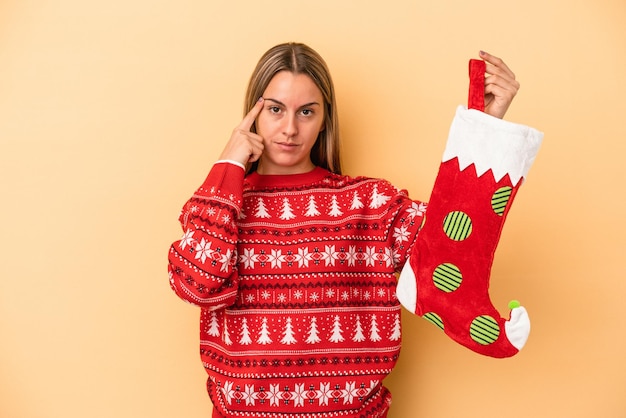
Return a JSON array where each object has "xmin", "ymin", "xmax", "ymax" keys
[{"xmin": 244, "ymin": 42, "xmax": 342, "ymax": 174}]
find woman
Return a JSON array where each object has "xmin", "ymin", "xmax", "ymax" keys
[{"xmin": 167, "ymin": 42, "xmax": 542, "ymax": 417}]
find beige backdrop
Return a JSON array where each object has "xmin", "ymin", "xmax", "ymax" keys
[{"xmin": 2, "ymin": 1, "xmax": 625, "ymax": 417}]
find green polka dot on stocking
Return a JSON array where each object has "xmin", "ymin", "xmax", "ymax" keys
[
  {"xmin": 491, "ymin": 186, "xmax": 513, "ymax": 216},
  {"xmin": 443, "ymin": 211, "xmax": 472, "ymax": 241},
  {"xmin": 423, "ymin": 312, "xmax": 444, "ymax": 330},
  {"xmin": 469, "ymin": 315, "xmax": 500, "ymax": 345},
  {"xmin": 433, "ymin": 263, "xmax": 462, "ymax": 292}
]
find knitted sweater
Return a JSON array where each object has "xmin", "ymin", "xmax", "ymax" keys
[{"xmin": 167, "ymin": 106, "xmax": 542, "ymax": 417}]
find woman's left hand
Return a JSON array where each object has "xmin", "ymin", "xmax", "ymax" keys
[{"xmin": 479, "ymin": 51, "xmax": 520, "ymax": 119}]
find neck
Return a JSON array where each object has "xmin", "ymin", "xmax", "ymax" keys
[
  {"xmin": 246, "ymin": 166, "xmax": 328, "ymax": 188},
  {"xmin": 256, "ymin": 161, "xmax": 316, "ymax": 176}
]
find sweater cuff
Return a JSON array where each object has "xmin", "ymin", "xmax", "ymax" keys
[
  {"xmin": 214, "ymin": 159, "xmax": 246, "ymax": 171},
  {"xmin": 193, "ymin": 160, "xmax": 245, "ymax": 209},
  {"xmin": 442, "ymin": 106, "xmax": 544, "ymax": 186}
]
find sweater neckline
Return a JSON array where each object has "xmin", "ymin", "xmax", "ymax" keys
[{"xmin": 246, "ymin": 166, "xmax": 330, "ymax": 188}]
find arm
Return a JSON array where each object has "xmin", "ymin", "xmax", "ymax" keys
[
  {"xmin": 167, "ymin": 99, "xmax": 266, "ymax": 310},
  {"xmin": 168, "ymin": 161, "xmax": 245, "ymax": 310}
]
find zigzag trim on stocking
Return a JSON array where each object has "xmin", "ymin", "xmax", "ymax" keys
[{"xmin": 443, "ymin": 106, "xmax": 543, "ymax": 186}]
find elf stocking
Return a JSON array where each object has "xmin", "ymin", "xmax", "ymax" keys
[{"xmin": 396, "ymin": 59, "xmax": 543, "ymax": 358}]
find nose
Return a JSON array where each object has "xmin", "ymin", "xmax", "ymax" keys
[{"xmin": 282, "ymin": 114, "xmax": 298, "ymax": 138}]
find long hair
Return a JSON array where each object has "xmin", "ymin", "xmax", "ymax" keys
[{"xmin": 244, "ymin": 42, "xmax": 342, "ymax": 174}]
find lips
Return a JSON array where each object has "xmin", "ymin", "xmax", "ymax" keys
[{"xmin": 275, "ymin": 142, "xmax": 299, "ymax": 149}]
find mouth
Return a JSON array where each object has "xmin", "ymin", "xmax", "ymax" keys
[{"xmin": 275, "ymin": 141, "xmax": 299, "ymax": 148}]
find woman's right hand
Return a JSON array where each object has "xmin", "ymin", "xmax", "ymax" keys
[{"xmin": 218, "ymin": 98, "xmax": 265, "ymax": 166}]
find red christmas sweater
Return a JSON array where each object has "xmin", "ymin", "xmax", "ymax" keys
[{"xmin": 168, "ymin": 106, "xmax": 542, "ymax": 417}]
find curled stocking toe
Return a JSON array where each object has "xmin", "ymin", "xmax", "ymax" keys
[{"xmin": 504, "ymin": 302, "xmax": 530, "ymax": 351}]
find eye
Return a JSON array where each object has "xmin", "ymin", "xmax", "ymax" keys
[
  {"xmin": 300, "ymin": 109, "xmax": 313, "ymax": 116},
  {"xmin": 268, "ymin": 106, "xmax": 281, "ymax": 114}
]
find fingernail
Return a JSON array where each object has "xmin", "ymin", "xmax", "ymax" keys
[
  {"xmin": 257, "ymin": 97, "xmax": 264, "ymax": 102},
  {"xmin": 480, "ymin": 50, "xmax": 486, "ymax": 56}
]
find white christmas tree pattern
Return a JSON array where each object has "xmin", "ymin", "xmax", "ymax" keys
[
  {"xmin": 328, "ymin": 195, "xmax": 343, "ymax": 217},
  {"xmin": 369, "ymin": 314, "xmax": 382, "ymax": 342},
  {"xmin": 369, "ymin": 184, "xmax": 391, "ymax": 209},
  {"xmin": 352, "ymin": 315, "xmax": 366, "ymax": 342},
  {"xmin": 304, "ymin": 195, "xmax": 321, "ymax": 217},
  {"xmin": 306, "ymin": 316, "xmax": 322, "ymax": 344},
  {"xmin": 244, "ymin": 180, "xmax": 405, "ymax": 222},
  {"xmin": 257, "ymin": 317, "xmax": 272, "ymax": 345},
  {"xmin": 280, "ymin": 317, "xmax": 297, "ymax": 345},
  {"xmin": 329, "ymin": 315, "xmax": 345, "ymax": 343},
  {"xmin": 223, "ymin": 316, "xmax": 232, "ymax": 345},
  {"xmin": 254, "ymin": 197, "xmax": 271, "ymax": 218},
  {"xmin": 214, "ymin": 313, "xmax": 401, "ymax": 347},
  {"xmin": 280, "ymin": 198, "xmax": 296, "ymax": 220},
  {"xmin": 350, "ymin": 190, "xmax": 364, "ymax": 210},
  {"xmin": 207, "ymin": 311, "xmax": 220, "ymax": 336},
  {"xmin": 389, "ymin": 313, "xmax": 401, "ymax": 341},
  {"xmin": 239, "ymin": 317, "xmax": 252, "ymax": 345}
]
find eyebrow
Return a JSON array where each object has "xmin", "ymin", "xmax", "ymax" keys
[{"xmin": 263, "ymin": 98, "xmax": 321, "ymax": 108}]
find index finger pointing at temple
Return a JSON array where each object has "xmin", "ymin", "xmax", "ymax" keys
[{"xmin": 239, "ymin": 97, "xmax": 265, "ymax": 131}]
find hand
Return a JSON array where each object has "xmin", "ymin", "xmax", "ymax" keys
[
  {"xmin": 479, "ymin": 51, "xmax": 520, "ymax": 119},
  {"xmin": 218, "ymin": 98, "xmax": 265, "ymax": 165}
]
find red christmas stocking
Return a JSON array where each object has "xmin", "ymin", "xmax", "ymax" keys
[{"xmin": 397, "ymin": 59, "xmax": 543, "ymax": 358}]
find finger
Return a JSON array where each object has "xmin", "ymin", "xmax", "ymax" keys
[
  {"xmin": 479, "ymin": 51, "xmax": 516, "ymax": 80},
  {"xmin": 485, "ymin": 64, "xmax": 518, "ymax": 89},
  {"xmin": 246, "ymin": 138, "xmax": 265, "ymax": 163},
  {"xmin": 484, "ymin": 73, "xmax": 520, "ymax": 94},
  {"xmin": 248, "ymin": 150, "xmax": 263, "ymax": 163},
  {"xmin": 220, "ymin": 127, "xmax": 265, "ymax": 165},
  {"xmin": 238, "ymin": 97, "xmax": 265, "ymax": 131},
  {"xmin": 484, "ymin": 82, "xmax": 516, "ymax": 101}
]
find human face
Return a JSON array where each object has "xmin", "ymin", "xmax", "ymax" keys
[{"xmin": 255, "ymin": 71, "xmax": 325, "ymax": 175}]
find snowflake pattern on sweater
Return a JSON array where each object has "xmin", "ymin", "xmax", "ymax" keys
[{"xmin": 169, "ymin": 164, "xmax": 425, "ymax": 417}]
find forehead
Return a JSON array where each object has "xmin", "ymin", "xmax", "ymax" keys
[{"xmin": 263, "ymin": 71, "xmax": 323, "ymax": 104}]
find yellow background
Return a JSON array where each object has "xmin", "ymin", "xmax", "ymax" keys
[{"xmin": 1, "ymin": 1, "xmax": 625, "ymax": 417}]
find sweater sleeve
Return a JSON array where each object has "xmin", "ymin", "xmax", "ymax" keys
[
  {"xmin": 167, "ymin": 161, "xmax": 245, "ymax": 310},
  {"xmin": 383, "ymin": 188, "xmax": 428, "ymax": 274},
  {"xmin": 397, "ymin": 106, "xmax": 543, "ymax": 358}
]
